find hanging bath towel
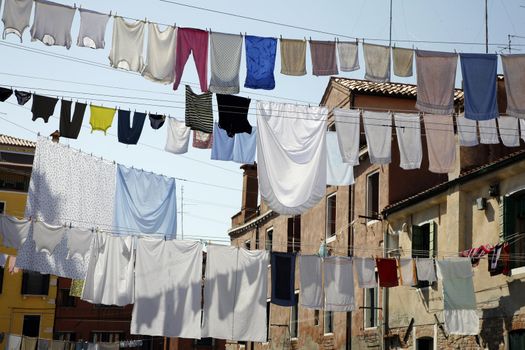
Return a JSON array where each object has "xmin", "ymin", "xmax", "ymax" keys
[
  {"xmin": 113, "ymin": 165, "xmax": 177, "ymax": 237},
  {"xmin": 498, "ymin": 116, "xmax": 520, "ymax": 147},
  {"xmin": 393, "ymin": 47, "xmax": 414, "ymax": 77},
  {"xmin": 333, "ymin": 108, "xmax": 361, "ymax": 165},
  {"xmin": 394, "ymin": 113, "xmax": 422, "ymax": 169},
  {"xmin": 324, "ymin": 256, "xmax": 355, "ymax": 311},
  {"xmin": 326, "ymin": 131, "xmax": 354, "ymax": 186},
  {"xmin": 363, "ymin": 43, "xmax": 391, "ymax": 82},
  {"xmin": 209, "ymin": 32, "xmax": 243, "ymax": 94},
  {"xmin": 299, "ymin": 255, "xmax": 323, "ymax": 309},
  {"xmin": 415, "ymin": 50, "xmax": 458, "ymax": 114},
  {"xmin": 456, "ymin": 115, "xmax": 479, "ymax": 147},
  {"xmin": 479, "ymin": 118, "xmax": 499, "ymax": 144},
  {"xmin": 415, "ymin": 257, "xmax": 437, "ymax": 283},
  {"xmin": 398, "ymin": 258, "xmax": 416, "ymax": 286},
  {"xmin": 280, "ymin": 38, "xmax": 307, "ymax": 76},
  {"xmin": 501, "ymin": 54, "xmax": 525, "ymax": 119},
  {"xmin": 244, "ymin": 35, "xmax": 277, "ymax": 90},
  {"xmin": 376, "ymin": 258, "xmax": 399, "ymax": 288},
  {"xmin": 77, "ymin": 8, "xmax": 110, "ymax": 49},
  {"xmin": 423, "ymin": 115, "xmax": 456, "ymax": 174},
  {"xmin": 2, "ymin": 0, "xmax": 33, "ymax": 41},
  {"xmin": 310, "ymin": 40, "xmax": 338, "ymax": 76},
  {"xmin": 109, "ymin": 17, "xmax": 145, "ymax": 72},
  {"xmin": 271, "ymin": 252, "xmax": 297, "ymax": 306},
  {"xmin": 363, "ymin": 111, "xmax": 392, "ymax": 164},
  {"xmin": 256, "ymin": 101, "xmax": 327, "ymax": 215},
  {"xmin": 30, "ymin": 0, "xmax": 75, "ymax": 49},
  {"xmin": 354, "ymin": 257, "xmax": 377, "ymax": 288},
  {"xmin": 337, "ymin": 41, "xmax": 360, "ymax": 72},
  {"xmin": 165, "ymin": 117, "xmax": 191, "ymax": 154},
  {"xmin": 142, "ymin": 24, "xmax": 177, "ymax": 84}
]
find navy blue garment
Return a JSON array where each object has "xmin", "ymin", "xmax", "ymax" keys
[
  {"xmin": 244, "ymin": 35, "xmax": 277, "ymax": 90},
  {"xmin": 460, "ymin": 53, "xmax": 499, "ymax": 120},
  {"xmin": 271, "ymin": 252, "xmax": 297, "ymax": 306},
  {"xmin": 118, "ymin": 110, "xmax": 146, "ymax": 145}
]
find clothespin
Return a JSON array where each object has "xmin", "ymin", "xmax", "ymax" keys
[
  {"xmin": 309, "ymin": 36, "xmax": 312, "ymax": 42},
  {"xmin": 109, "ymin": 10, "xmax": 112, "ymax": 16},
  {"xmin": 355, "ymin": 38, "xmax": 359, "ymax": 45},
  {"xmin": 280, "ymin": 35, "xmax": 282, "ymax": 40}
]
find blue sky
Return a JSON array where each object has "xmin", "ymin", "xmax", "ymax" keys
[{"xmin": 0, "ymin": 0, "xmax": 523, "ymax": 242}]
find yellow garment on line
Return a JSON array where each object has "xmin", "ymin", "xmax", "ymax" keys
[{"xmin": 90, "ymin": 105, "xmax": 116, "ymax": 134}]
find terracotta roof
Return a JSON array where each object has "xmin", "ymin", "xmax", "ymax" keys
[
  {"xmin": 382, "ymin": 148, "xmax": 525, "ymax": 216},
  {"xmin": 332, "ymin": 77, "xmax": 464, "ymax": 102},
  {"xmin": 0, "ymin": 134, "xmax": 36, "ymax": 148}
]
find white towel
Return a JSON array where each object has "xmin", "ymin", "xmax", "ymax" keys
[
  {"xmin": 423, "ymin": 115, "xmax": 456, "ymax": 174},
  {"xmin": 394, "ymin": 113, "xmax": 422, "ymax": 169},
  {"xmin": 399, "ymin": 258, "xmax": 415, "ymax": 286},
  {"xmin": 501, "ymin": 54, "xmax": 525, "ymax": 119},
  {"xmin": 354, "ymin": 257, "xmax": 377, "ymax": 288},
  {"xmin": 0, "ymin": 214, "xmax": 30, "ymax": 249},
  {"xmin": 333, "ymin": 108, "xmax": 361, "ymax": 165},
  {"xmin": 131, "ymin": 238, "xmax": 202, "ymax": 339},
  {"xmin": 326, "ymin": 132, "xmax": 354, "ymax": 185},
  {"xmin": 165, "ymin": 118, "xmax": 191, "ymax": 154},
  {"xmin": 415, "ymin": 258, "xmax": 437, "ymax": 283},
  {"xmin": 337, "ymin": 41, "xmax": 360, "ymax": 72},
  {"xmin": 478, "ymin": 118, "xmax": 499, "ymax": 144},
  {"xmin": 456, "ymin": 115, "xmax": 478, "ymax": 147},
  {"xmin": 363, "ymin": 111, "xmax": 392, "ymax": 164},
  {"xmin": 497, "ymin": 116, "xmax": 520, "ymax": 147},
  {"xmin": 324, "ymin": 257, "xmax": 355, "ymax": 311},
  {"xmin": 66, "ymin": 227, "xmax": 93, "ymax": 259},
  {"xmin": 256, "ymin": 101, "xmax": 327, "ymax": 215},
  {"xmin": 202, "ymin": 245, "xmax": 269, "ymax": 342},
  {"xmin": 299, "ymin": 255, "xmax": 324, "ymax": 309},
  {"xmin": 32, "ymin": 221, "xmax": 66, "ymax": 254},
  {"xmin": 363, "ymin": 43, "xmax": 391, "ymax": 82},
  {"xmin": 393, "ymin": 47, "xmax": 414, "ymax": 77}
]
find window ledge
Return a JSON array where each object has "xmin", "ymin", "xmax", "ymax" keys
[
  {"xmin": 366, "ymin": 220, "xmax": 380, "ymax": 226},
  {"xmin": 323, "ymin": 332, "xmax": 334, "ymax": 337},
  {"xmin": 364, "ymin": 326, "xmax": 378, "ymax": 331},
  {"xmin": 510, "ymin": 266, "xmax": 525, "ymax": 276},
  {"xmin": 326, "ymin": 235, "xmax": 337, "ymax": 244}
]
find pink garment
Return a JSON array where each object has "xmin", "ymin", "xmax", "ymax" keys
[
  {"xmin": 192, "ymin": 130, "xmax": 213, "ymax": 149},
  {"xmin": 173, "ymin": 28, "xmax": 209, "ymax": 92}
]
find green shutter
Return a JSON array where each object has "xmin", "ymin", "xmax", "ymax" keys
[{"xmin": 503, "ymin": 196, "xmax": 516, "ymax": 239}]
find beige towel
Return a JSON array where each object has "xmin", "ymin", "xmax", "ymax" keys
[
  {"xmin": 501, "ymin": 54, "xmax": 525, "ymax": 118},
  {"xmin": 393, "ymin": 47, "xmax": 413, "ymax": 77},
  {"xmin": 309, "ymin": 40, "xmax": 338, "ymax": 76},
  {"xmin": 337, "ymin": 41, "xmax": 359, "ymax": 72},
  {"xmin": 21, "ymin": 338, "xmax": 37, "ymax": 350},
  {"xmin": 363, "ymin": 43, "xmax": 391, "ymax": 82},
  {"xmin": 280, "ymin": 38, "xmax": 307, "ymax": 76},
  {"xmin": 424, "ymin": 115, "xmax": 456, "ymax": 173},
  {"xmin": 416, "ymin": 50, "xmax": 458, "ymax": 114}
]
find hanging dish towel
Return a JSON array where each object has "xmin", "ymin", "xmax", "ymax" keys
[
  {"xmin": 394, "ymin": 113, "xmax": 422, "ymax": 169},
  {"xmin": 456, "ymin": 114, "xmax": 479, "ymax": 147},
  {"xmin": 309, "ymin": 40, "xmax": 338, "ymax": 76},
  {"xmin": 393, "ymin": 47, "xmax": 414, "ymax": 77},
  {"xmin": 501, "ymin": 54, "xmax": 525, "ymax": 119},
  {"xmin": 280, "ymin": 38, "xmax": 307, "ymax": 76},
  {"xmin": 423, "ymin": 115, "xmax": 456, "ymax": 174},
  {"xmin": 337, "ymin": 41, "xmax": 360, "ymax": 72},
  {"xmin": 363, "ymin": 43, "xmax": 391, "ymax": 82},
  {"xmin": 363, "ymin": 111, "xmax": 392, "ymax": 164}
]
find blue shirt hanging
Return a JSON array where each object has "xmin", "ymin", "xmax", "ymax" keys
[
  {"xmin": 211, "ymin": 122, "xmax": 234, "ymax": 161},
  {"xmin": 114, "ymin": 165, "xmax": 177, "ymax": 237},
  {"xmin": 244, "ymin": 35, "xmax": 277, "ymax": 90},
  {"xmin": 460, "ymin": 53, "xmax": 499, "ymax": 120},
  {"xmin": 271, "ymin": 252, "xmax": 297, "ymax": 306},
  {"xmin": 232, "ymin": 126, "xmax": 256, "ymax": 164}
]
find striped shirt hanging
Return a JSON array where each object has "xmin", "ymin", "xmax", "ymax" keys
[{"xmin": 185, "ymin": 85, "xmax": 213, "ymax": 133}]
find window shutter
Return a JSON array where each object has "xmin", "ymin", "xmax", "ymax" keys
[{"xmin": 503, "ymin": 196, "xmax": 516, "ymax": 240}]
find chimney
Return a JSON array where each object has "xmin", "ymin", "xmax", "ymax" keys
[{"xmin": 240, "ymin": 164, "xmax": 258, "ymax": 222}]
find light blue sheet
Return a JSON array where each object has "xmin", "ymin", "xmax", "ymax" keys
[
  {"xmin": 232, "ymin": 126, "xmax": 256, "ymax": 164},
  {"xmin": 211, "ymin": 122, "xmax": 234, "ymax": 161},
  {"xmin": 326, "ymin": 131, "xmax": 354, "ymax": 185},
  {"xmin": 114, "ymin": 165, "xmax": 177, "ymax": 237}
]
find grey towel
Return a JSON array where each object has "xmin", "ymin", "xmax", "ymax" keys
[
  {"xmin": 393, "ymin": 47, "xmax": 414, "ymax": 77},
  {"xmin": 309, "ymin": 40, "xmax": 338, "ymax": 76},
  {"xmin": 415, "ymin": 50, "xmax": 458, "ymax": 114},
  {"xmin": 363, "ymin": 43, "xmax": 391, "ymax": 82},
  {"xmin": 424, "ymin": 115, "xmax": 456, "ymax": 174},
  {"xmin": 501, "ymin": 54, "xmax": 525, "ymax": 118},
  {"xmin": 337, "ymin": 41, "xmax": 360, "ymax": 72}
]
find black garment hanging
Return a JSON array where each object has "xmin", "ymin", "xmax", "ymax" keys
[
  {"xmin": 14, "ymin": 90, "xmax": 31, "ymax": 105},
  {"xmin": 216, "ymin": 94, "xmax": 252, "ymax": 137},
  {"xmin": 271, "ymin": 252, "xmax": 297, "ymax": 306},
  {"xmin": 118, "ymin": 110, "xmax": 146, "ymax": 145},
  {"xmin": 31, "ymin": 94, "xmax": 58, "ymax": 123},
  {"xmin": 60, "ymin": 100, "xmax": 87, "ymax": 139},
  {"xmin": 149, "ymin": 113, "xmax": 166, "ymax": 130},
  {"xmin": 0, "ymin": 87, "xmax": 13, "ymax": 102}
]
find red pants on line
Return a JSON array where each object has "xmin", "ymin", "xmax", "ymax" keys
[{"xmin": 173, "ymin": 28, "xmax": 209, "ymax": 92}]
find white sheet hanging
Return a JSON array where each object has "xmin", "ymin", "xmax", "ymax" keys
[
  {"xmin": 32, "ymin": 221, "xmax": 66, "ymax": 254},
  {"xmin": 394, "ymin": 113, "xmax": 422, "ymax": 169},
  {"xmin": 333, "ymin": 108, "xmax": 361, "ymax": 165},
  {"xmin": 456, "ymin": 115, "xmax": 479, "ymax": 147},
  {"xmin": 82, "ymin": 232, "xmax": 135, "ymax": 306},
  {"xmin": 498, "ymin": 116, "xmax": 520, "ymax": 147},
  {"xmin": 256, "ymin": 101, "xmax": 327, "ymax": 215},
  {"xmin": 299, "ymin": 255, "xmax": 324, "ymax": 309},
  {"xmin": 0, "ymin": 214, "xmax": 30, "ymax": 249},
  {"xmin": 202, "ymin": 245, "xmax": 269, "ymax": 342},
  {"xmin": 131, "ymin": 238, "xmax": 202, "ymax": 339},
  {"xmin": 363, "ymin": 111, "xmax": 392, "ymax": 164},
  {"xmin": 324, "ymin": 257, "xmax": 355, "ymax": 311}
]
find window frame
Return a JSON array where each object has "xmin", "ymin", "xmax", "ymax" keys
[
  {"xmin": 290, "ymin": 291, "xmax": 299, "ymax": 339},
  {"xmin": 416, "ymin": 336, "xmax": 434, "ymax": 350},
  {"xmin": 323, "ymin": 310, "xmax": 334, "ymax": 335},
  {"xmin": 0, "ymin": 201, "xmax": 5, "ymax": 214},
  {"xmin": 265, "ymin": 227, "xmax": 273, "ymax": 252},
  {"xmin": 326, "ymin": 193, "xmax": 337, "ymax": 240},
  {"xmin": 504, "ymin": 191, "xmax": 525, "ymax": 271},
  {"xmin": 363, "ymin": 284, "xmax": 379, "ymax": 329},
  {"xmin": 287, "ymin": 215, "xmax": 301, "ymax": 253},
  {"xmin": 21, "ymin": 271, "xmax": 50, "ymax": 296},
  {"xmin": 366, "ymin": 171, "xmax": 380, "ymax": 223}
]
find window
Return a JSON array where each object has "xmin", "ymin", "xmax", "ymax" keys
[
  {"xmin": 244, "ymin": 240, "xmax": 251, "ymax": 250},
  {"xmin": 416, "ymin": 337, "xmax": 434, "ymax": 350},
  {"xmin": 0, "ymin": 201, "xmax": 5, "ymax": 214},
  {"xmin": 366, "ymin": 172, "xmax": 379, "ymax": 221},
  {"xmin": 412, "ymin": 222, "xmax": 437, "ymax": 288},
  {"xmin": 364, "ymin": 286, "xmax": 378, "ymax": 328},
  {"xmin": 326, "ymin": 194, "xmax": 337, "ymax": 238},
  {"xmin": 509, "ymin": 330, "xmax": 525, "ymax": 350},
  {"xmin": 287, "ymin": 215, "xmax": 301, "ymax": 253},
  {"xmin": 58, "ymin": 289, "xmax": 76, "ymax": 307},
  {"xmin": 193, "ymin": 338, "xmax": 215, "ymax": 346},
  {"xmin": 266, "ymin": 300, "xmax": 271, "ymax": 342},
  {"xmin": 21, "ymin": 271, "xmax": 50, "ymax": 296},
  {"xmin": 324, "ymin": 311, "xmax": 333, "ymax": 334},
  {"xmin": 0, "ymin": 266, "xmax": 4, "ymax": 294},
  {"xmin": 54, "ymin": 332, "xmax": 76, "ymax": 341},
  {"xmin": 290, "ymin": 292, "xmax": 299, "ymax": 338},
  {"xmin": 91, "ymin": 332, "xmax": 124, "ymax": 343},
  {"xmin": 265, "ymin": 228, "xmax": 273, "ymax": 252},
  {"xmin": 504, "ymin": 192, "xmax": 525, "ymax": 269},
  {"xmin": 314, "ymin": 310, "xmax": 320, "ymax": 326},
  {"xmin": 22, "ymin": 315, "xmax": 40, "ymax": 337}
]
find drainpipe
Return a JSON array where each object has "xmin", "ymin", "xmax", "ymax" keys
[{"xmin": 382, "ymin": 223, "xmax": 389, "ymax": 350}]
